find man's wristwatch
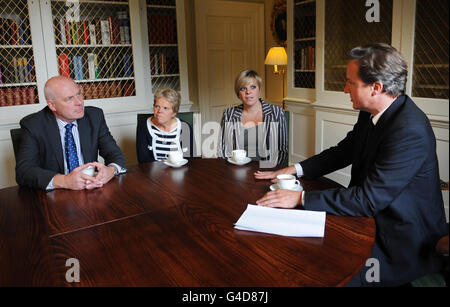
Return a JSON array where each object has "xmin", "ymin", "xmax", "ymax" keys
[{"xmin": 110, "ymin": 165, "xmax": 119, "ymax": 176}]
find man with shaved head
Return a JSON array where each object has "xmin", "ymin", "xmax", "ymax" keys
[{"xmin": 16, "ymin": 76, "xmax": 126, "ymax": 190}]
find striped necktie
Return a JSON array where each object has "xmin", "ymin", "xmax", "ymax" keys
[{"xmin": 65, "ymin": 123, "xmax": 79, "ymax": 173}]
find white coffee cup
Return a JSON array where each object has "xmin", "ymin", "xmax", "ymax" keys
[
  {"xmin": 231, "ymin": 149, "xmax": 247, "ymax": 162},
  {"xmin": 168, "ymin": 151, "xmax": 183, "ymax": 164},
  {"xmin": 277, "ymin": 174, "xmax": 301, "ymax": 190},
  {"xmin": 82, "ymin": 165, "xmax": 96, "ymax": 177}
]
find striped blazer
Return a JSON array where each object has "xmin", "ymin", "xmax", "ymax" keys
[{"xmin": 218, "ymin": 99, "xmax": 288, "ymax": 168}]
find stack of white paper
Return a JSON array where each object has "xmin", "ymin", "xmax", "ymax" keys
[{"xmin": 234, "ymin": 204, "xmax": 326, "ymax": 237}]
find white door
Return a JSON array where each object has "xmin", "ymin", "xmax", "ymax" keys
[{"xmin": 195, "ymin": 0, "xmax": 265, "ymax": 127}]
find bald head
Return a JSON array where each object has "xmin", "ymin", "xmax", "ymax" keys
[
  {"xmin": 44, "ymin": 76, "xmax": 77, "ymax": 102},
  {"xmin": 44, "ymin": 76, "xmax": 84, "ymax": 122}
]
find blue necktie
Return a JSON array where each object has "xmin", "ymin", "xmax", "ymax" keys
[{"xmin": 65, "ymin": 123, "xmax": 79, "ymax": 173}]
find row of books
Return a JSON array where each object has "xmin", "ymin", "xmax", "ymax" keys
[
  {"xmin": 0, "ymin": 17, "xmax": 31, "ymax": 46},
  {"xmin": 147, "ymin": 15, "xmax": 177, "ymax": 44},
  {"xmin": 295, "ymin": 46, "xmax": 315, "ymax": 71},
  {"xmin": 0, "ymin": 87, "xmax": 37, "ymax": 107},
  {"xmin": 58, "ymin": 52, "xmax": 133, "ymax": 81},
  {"xmin": 0, "ymin": 57, "xmax": 35, "ymax": 84},
  {"xmin": 55, "ymin": 13, "xmax": 130, "ymax": 46},
  {"xmin": 79, "ymin": 81, "xmax": 135, "ymax": 100},
  {"xmin": 150, "ymin": 53, "xmax": 179, "ymax": 75}
]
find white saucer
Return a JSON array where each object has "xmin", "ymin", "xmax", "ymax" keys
[
  {"xmin": 164, "ymin": 159, "xmax": 188, "ymax": 168},
  {"xmin": 270, "ymin": 183, "xmax": 303, "ymax": 192},
  {"xmin": 227, "ymin": 157, "xmax": 252, "ymax": 166}
]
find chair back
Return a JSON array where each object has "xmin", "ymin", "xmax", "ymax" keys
[{"xmin": 10, "ymin": 128, "xmax": 23, "ymax": 160}]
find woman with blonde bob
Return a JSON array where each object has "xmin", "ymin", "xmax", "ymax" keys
[{"xmin": 219, "ymin": 69, "xmax": 288, "ymax": 167}]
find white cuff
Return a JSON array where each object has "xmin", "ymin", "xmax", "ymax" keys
[
  {"xmin": 108, "ymin": 163, "xmax": 127, "ymax": 175},
  {"xmin": 294, "ymin": 163, "xmax": 304, "ymax": 177}
]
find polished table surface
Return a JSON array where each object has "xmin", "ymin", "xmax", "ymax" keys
[{"xmin": 0, "ymin": 159, "xmax": 375, "ymax": 286}]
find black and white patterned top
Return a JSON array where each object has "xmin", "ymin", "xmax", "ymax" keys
[
  {"xmin": 147, "ymin": 117, "xmax": 182, "ymax": 161},
  {"xmin": 218, "ymin": 99, "xmax": 288, "ymax": 168}
]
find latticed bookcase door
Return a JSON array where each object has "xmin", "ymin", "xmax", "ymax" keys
[
  {"xmin": 0, "ymin": 0, "xmax": 38, "ymax": 107},
  {"xmin": 147, "ymin": 0, "xmax": 180, "ymax": 93},
  {"xmin": 412, "ymin": 0, "xmax": 449, "ymax": 100},
  {"xmin": 324, "ymin": 0, "xmax": 393, "ymax": 92},
  {"xmin": 294, "ymin": 0, "xmax": 316, "ymax": 89},
  {"xmin": 51, "ymin": 0, "xmax": 135, "ymax": 100}
]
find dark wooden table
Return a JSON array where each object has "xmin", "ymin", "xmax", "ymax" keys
[{"xmin": 0, "ymin": 159, "xmax": 375, "ymax": 286}]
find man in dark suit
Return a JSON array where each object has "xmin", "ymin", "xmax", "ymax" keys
[
  {"xmin": 16, "ymin": 76, "xmax": 126, "ymax": 190},
  {"xmin": 255, "ymin": 43, "xmax": 447, "ymax": 286}
]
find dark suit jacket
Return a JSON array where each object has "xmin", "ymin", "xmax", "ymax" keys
[
  {"xmin": 301, "ymin": 95, "xmax": 447, "ymax": 286},
  {"xmin": 16, "ymin": 106, "xmax": 126, "ymax": 190}
]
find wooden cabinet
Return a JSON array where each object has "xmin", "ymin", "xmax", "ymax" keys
[
  {"xmin": 293, "ymin": 0, "xmax": 315, "ymax": 90},
  {"xmin": 287, "ymin": 0, "xmax": 315, "ymax": 101},
  {"xmin": 146, "ymin": 0, "xmax": 180, "ymax": 93},
  {"xmin": 49, "ymin": 0, "xmax": 135, "ymax": 101},
  {"xmin": 143, "ymin": 0, "xmax": 190, "ymax": 107},
  {"xmin": 411, "ymin": 0, "xmax": 449, "ymax": 101},
  {"xmin": 0, "ymin": 0, "xmax": 39, "ymax": 107},
  {"xmin": 0, "ymin": 0, "xmax": 191, "ymax": 120}
]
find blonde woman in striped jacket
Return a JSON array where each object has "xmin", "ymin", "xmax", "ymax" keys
[{"xmin": 219, "ymin": 70, "xmax": 288, "ymax": 168}]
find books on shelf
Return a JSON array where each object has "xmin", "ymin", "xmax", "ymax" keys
[
  {"xmin": 58, "ymin": 53, "xmax": 70, "ymax": 77},
  {"xmin": 0, "ymin": 56, "xmax": 35, "ymax": 84},
  {"xmin": 57, "ymin": 52, "xmax": 133, "ymax": 81},
  {"xmin": 87, "ymin": 53, "xmax": 98, "ymax": 80},
  {"xmin": 123, "ymin": 54, "xmax": 132, "ymax": 77},
  {"xmin": 150, "ymin": 53, "xmax": 179, "ymax": 75},
  {"xmin": 54, "ymin": 13, "xmax": 130, "ymax": 46},
  {"xmin": 0, "ymin": 87, "xmax": 36, "ymax": 106},
  {"xmin": 77, "ymin": 81, "xmax": 134, "ymax": 100},
  {"xmin": 148, "ymin": 14, "xmax": 177, "ymax": 44},
  {"xmin": 72, "ymin": 56, "xmax": 84, "ymax": 80},
  {"xmin": 100, "ymin": 20, "xmax": 111, "ymax": 45},
  {"xmin": 296, "ymin": 46, "xmax": 315, "ymax": 71},
  {"xmin": 88, "ymin": 23, "xmax": 96, "ymax": 45},
  {"xmin": 0, "ymin": 17, "xmax": 30, "ymax": 45},
  {"xmin": 118, "ymin": 11, "xmax": 130, "ymax": 44}
]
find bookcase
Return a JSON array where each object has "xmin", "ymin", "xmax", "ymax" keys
[
  {"xmin": 146, "ymin": 0, "xmax": 180, "ymax": 93},
  {"xmin": 322, "ymin": 0, "xmax": 393, "ymax": 93},
  {"xmin": 411, "ymin": 0, "xmax": 448, "ymax": 100},
  {"xmin": 51, "ymin": 0, "xmax": 135, "ymax": 101},
  {"xmin": 0, "ymin": 0, "xmax": 191, "ymax": 115},
  {"xmin": 293, "ymin": 0, "xmax": 315, "ymax": 89},
  {"xmin": 287, "ymin": 0, "xmax": 316, "ymax": 102},
  {"xmin": 0, "ymin": 0, "xmax": 38, "ymax": 107}
]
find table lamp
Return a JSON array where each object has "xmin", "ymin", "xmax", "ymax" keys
[{"xmin": 264, "ymin": 47, "xmax": 287, "ymax": 108}]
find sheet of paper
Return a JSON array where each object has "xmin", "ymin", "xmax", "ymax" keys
[{"xmin": 234, "ymin": 204, "xmax": 326, "ymax": 237}]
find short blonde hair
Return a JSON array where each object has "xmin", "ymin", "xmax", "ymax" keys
[
  {"xmin": 154, "ymin": 88, "xmax": 181, "ymax": 114},
  {"xmin": 234, "ymin": 70, "xmax": 262, "ymax": 98}
]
